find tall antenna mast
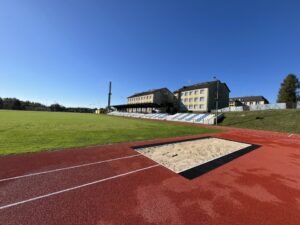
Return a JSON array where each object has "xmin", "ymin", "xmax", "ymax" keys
[{"xmin": 108, "ymin": 81, "xmax": 112, "ymax": 110}]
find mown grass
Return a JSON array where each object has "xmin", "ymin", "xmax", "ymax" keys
[
  {"xmin": 220, "ymin": 109, "xmax": 300, "ymax": 134},
  {"xmin": 0, "ymin": 110, "xmax": 220, "ymax": 155}
]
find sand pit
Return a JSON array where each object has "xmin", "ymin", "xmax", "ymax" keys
[{"xmin": 136, "ymin": 137, "xmax": 251, "ymax": 174}]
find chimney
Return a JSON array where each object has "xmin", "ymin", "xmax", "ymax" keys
[{"xmin": 108, "ymin": 81, "xmax": 112, "ymax": 109}]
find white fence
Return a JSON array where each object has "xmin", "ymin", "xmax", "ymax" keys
[
  {"xmin": 213, "ymin": 106, "xmax": 246, "ymax": 113},
  {"xmin": 249, "ymin": 103, "xmax": 286, "ymax": 111},
  {"xmin": 216, "ymin": 103, "xmax": 287, "ymax": 112}
]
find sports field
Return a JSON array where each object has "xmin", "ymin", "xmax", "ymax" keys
[{"xmin": 0, "ymin": 110, "xmax": 219, "ymax": 155}]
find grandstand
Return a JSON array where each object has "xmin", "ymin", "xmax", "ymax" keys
[{"xmin": 108, "ymin": 111, "xmax": 223, "ymax": 125}]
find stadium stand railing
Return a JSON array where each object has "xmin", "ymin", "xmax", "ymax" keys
[{"xmin": 107, "ymin": 111, "xmax": 223, "ymax": 125}]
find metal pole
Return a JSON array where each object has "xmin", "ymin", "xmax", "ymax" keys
[
  {"xmin": 108, "ymin": 81, "xmax": 112, "ymax": 110},
  {"xmin": 213, "ymin": 77, "xmax": 219, "ymax": 126}
]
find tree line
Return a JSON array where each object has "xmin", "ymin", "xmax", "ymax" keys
[{"xmin": 0, "ymin": 98, "xmax": 96, "ymax": 113}]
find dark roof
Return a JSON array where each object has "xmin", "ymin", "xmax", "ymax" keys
[
  {"xmin": 128, "ymin": 88, "xmax": 170, "ymax": 98},
  {"xmin": 173, "ymin": 80, "xmax": 230, "ymax": 93},
  {"xmin": 230, "ymin": 96, "xmax": 269, "ymax": 103}
]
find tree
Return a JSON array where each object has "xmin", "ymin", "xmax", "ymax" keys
[
  {"xmin": 50, "ymin": 104, "xmax": 65, "ymax": 112},
  {"xmin": 277, "ymin": 74, "xmax": 300, "ymax": 103},
  {"xmin": 0, "ymin": 98, "xmax": 3, "ymax": 109},
  {"xmin": 2, "ymin": 98, "xmax": 22, "ymax": 110}
]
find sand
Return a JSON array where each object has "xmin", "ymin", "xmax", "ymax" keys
[{"xmin": 136, "ymin": 138, "xmax": 251, "ymax": 173}]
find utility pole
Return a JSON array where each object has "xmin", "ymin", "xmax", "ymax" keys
[
  {"xmin": 107, "ymin": 81, "xmax": 112, "ymax": 111},
  {"xmin": 213, "ymin": 76, "xmax": 219, "ymax": 126}
]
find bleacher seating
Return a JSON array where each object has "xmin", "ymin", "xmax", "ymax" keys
[{"xmin": 107, "ymin": 111, "xmax": 222, "ymax": 125}]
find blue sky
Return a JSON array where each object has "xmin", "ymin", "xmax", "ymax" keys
[{"xmin": 0, "ymin": 0, "xmax": 299, "ymax": 107}]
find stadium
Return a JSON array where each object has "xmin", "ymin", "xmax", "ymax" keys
[
  {"xmin": 1, "ymin": 1, "xmax": 300, "ymax": 225},
  {"xmin": 1, "ymin": 77, "xmax": 300, "ymax": 225}
]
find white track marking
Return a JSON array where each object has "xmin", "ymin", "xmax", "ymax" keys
[
  {"xmin": 288, "ymin": 134, "xmax": 294, "ymax": 137},
  {"xmin": 0, "ymin": 154, "xmax": 141, "ymax": 182},
  {"xmin": 0, "ymin": 164, "xmax": 159, "ymax": 210}
]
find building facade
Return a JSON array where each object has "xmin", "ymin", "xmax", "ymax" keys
[
  {"xmin": 174, "ymin": 80, "xmax": 230, "ymax": 112},
  {"xmin": 229, "ymin": 96, "xmax": 269, "ymax": 107},
  {"xmin": 113, "ymin": 88, "xmax": 176, "ymax": 113}
]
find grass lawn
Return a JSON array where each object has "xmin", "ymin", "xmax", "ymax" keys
[
  {"xmin": 220, "ymin": 109, "xmax": 300, "ymax": 134},
  {"xmin": 0, "ymin": 110, "xmax": 220, "ymax": 155}
]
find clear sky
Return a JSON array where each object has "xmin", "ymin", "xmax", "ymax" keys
[{"xmin": 0, "ymin": 0, "xmax": 299, "ymax": 107}]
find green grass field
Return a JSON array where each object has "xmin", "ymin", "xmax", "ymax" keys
[
  {"xmin": 220, "ymin": 109, "xmax": 300, "ymax": 134},
  {"xmin": 0, "ymin": 110, "xmax": 220, "ymax": 155}
]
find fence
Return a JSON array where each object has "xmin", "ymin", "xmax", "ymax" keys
[
  {"xmin": 297, "ymin": 102, "xmax": 300, "ymax": 109},
  {"xmin": 215, "ymin": 103, "xmax": 287, "ymax": 112},
  {"xmin": 213, "ymin": 106, "xmax": 247, "ymax": 113},
  {"xmin": 249, "ymin": 103, "xmax": 286, "ymax": 111}
]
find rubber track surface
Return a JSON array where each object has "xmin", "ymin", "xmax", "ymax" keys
[{"xmin": 1, "ymin": 127, "xmax": 300, "ymax": 225}]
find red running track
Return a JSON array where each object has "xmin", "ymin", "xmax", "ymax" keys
[{"xmin": 1, "ymin": 127, "xmax": 300, "ymax": 225}]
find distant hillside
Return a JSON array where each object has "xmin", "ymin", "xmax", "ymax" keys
[{"xmin": 220, "ymin": 109, "xmax": 300, "ymax": 134}]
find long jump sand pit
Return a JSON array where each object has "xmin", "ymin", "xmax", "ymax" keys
[{"xmin": 135, "ymin": 137, "xmax": 259, "ymax": 179}]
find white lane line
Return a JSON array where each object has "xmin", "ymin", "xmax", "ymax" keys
[
  {"xmin": 288, "ymin": 134, "xmax": 294, "ymax": 137},
  {"xmin": 0, "ymin": 154, "xmax": 141, "ymax": 182},
  {"xmin": 0, "ymin": 164, "xmax": 159, "ymax": 210}
]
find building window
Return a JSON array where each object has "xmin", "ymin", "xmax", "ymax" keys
[
  {"xmin": 184, "ymin": 92, "xmax": 188, "ymax": 96},
  {"xmin": 189, "ymin": 98, "xmax": 193, "ymax": 102},
  {"xmin": 199, "ymin": 104, "xmax": 204, "ymax": 109},
  {"xmin": 194, "ymin": 90, "xmax": 198, "ymax": 95},
  {"xmin": 184, "ymin": 98, "xmax": 188, "ymax": 103},
  {"xmin": 194, "ymin": 97, "xmax": 199, "ymax": 102},
  {"xmin": 189, "ymin": 91, "xmax": 193, "ymax": 95},
  {"xmin": 194, "ymin": 104, "xmax": 198, "ymax": 109},
  {"xmin": 189, "ymin": 105, "xmax": 193, "ymax": 110},
  {"xmin": 200, "ymin": 89, "xmax": 204, "ymax": 94},
  {"xmin": 200, "ymin": 97, "xmax": 204, "ymax": 101}
]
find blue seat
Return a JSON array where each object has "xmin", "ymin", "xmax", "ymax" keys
[{"xmin": 185, "ymin": 114, "xmax": 199, "ymax": 121}]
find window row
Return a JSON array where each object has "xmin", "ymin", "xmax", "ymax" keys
[
  {"xmin": 245, "ymin": 101, "xmax": 261, "ymax": 105},
  {"xmin": 182, "ymin": 97, "xmax": 205, "ymax": 103},
  {"xmin": 188, "ymin": 104, "xmax": 205, "ymax": 110},
  {"xmin": 182, "ymin": 89, "xmax": 205, "ymax": 96},
  {"xmin": 128, "ymin": 95, "xmax": 152, "ymax": 102}
]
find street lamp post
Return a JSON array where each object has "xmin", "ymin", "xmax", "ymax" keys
[{"xmin": 213, "ymin": 76, "xmax": 219, "ymax": 126}]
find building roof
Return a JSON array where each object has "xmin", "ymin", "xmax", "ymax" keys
[
  {"xmin": 127, "ymin": 88, "xmax": 170, "ymax": 98},
  {"xmin": 230, "ymin": 96, "xmax": 269, "ymax": 103},
  {"xmin": 173, "ymin": 80, "xmax": 230, "ymax": 93}
]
